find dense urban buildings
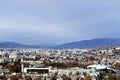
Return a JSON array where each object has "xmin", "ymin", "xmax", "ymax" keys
[{"xmin": 0, "ymin": 47, "xmax": 119, "ymax": 80}]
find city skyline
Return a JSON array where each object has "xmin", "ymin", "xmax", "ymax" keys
[{"xmin": 0, "ymin": 0, "xmax": 120, "ymax": 44}]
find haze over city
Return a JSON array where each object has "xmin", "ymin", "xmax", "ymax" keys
[{"xmin": 0, "ymin": 0, "xmax": 120, "ymax": 44}]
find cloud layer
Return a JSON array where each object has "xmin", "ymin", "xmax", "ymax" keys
[{"xmin": 0, "ymin": 0, "xmax": 120, "ymax": 44}]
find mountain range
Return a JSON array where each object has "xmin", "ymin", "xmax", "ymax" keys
[
  {"xmin": 0, "ymin": 38, "xmax": 120, "ymax": 49},
  {"xmin": 54, "ymin": 38, "xmax": 120, "ymax": 49}
]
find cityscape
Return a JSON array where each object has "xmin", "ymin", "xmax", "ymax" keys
[
  {"xmin": 0, "ymin": 0, "xmax": 120, "ymax": 80},
  {"xmin": 0, "ymin": 46, "xmax": 119, "ymax": 80}
]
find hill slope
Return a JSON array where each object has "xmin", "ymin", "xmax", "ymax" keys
[
  {"xmin": 0, "ymin": 42, "xmax": 43, "ymax": 48},
  {"xmin": 0, "ymin": 38, "xmax": 120, "ymax": 49},
  {"xmin": 55, "ymin": 38, "xmax": 120, "ymax": 49},
  {"xmin": 0, "ymin": 42, "xmax": 25, "ymax": 48}
]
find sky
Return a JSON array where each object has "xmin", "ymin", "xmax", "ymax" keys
[{"xmin": 0, "ymin": 0, "xmax": 120, "ymax": 45}]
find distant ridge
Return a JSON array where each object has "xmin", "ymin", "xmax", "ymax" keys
[
  {"xmin": 0, "ymin": 42, "xmax": 44, "ymax": 48},
  {"xmin": 0, "ymin": 38, "xmax": 120, "ymax": 49},
  {"xmin": 54, "ymin": 38, "xmax": 120, "ymax": 49},
  {"xmin": 0, "ymin": 42, "xmax": 25, "ymax": 48}
]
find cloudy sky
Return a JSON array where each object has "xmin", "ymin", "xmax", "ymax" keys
[{"xmin": 0, "ymin": 0, "xmax": 120, "ymax": 44}]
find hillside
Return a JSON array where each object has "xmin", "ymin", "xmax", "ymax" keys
[{"xmin": 54, "ymin": 38, "xmax": 120, "ymax": 49}]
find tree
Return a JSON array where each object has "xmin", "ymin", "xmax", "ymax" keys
[
  {"xmin": 10, "ymin": 76, "xmax": 18, "ymax": 80},
  {"xmin": 62, "ymin": 74, "xmax": 71, "ymax": 80},
  {"xmin": 1, "ymin": 76, "xmax": 7, "ymax": 80},
  {"xmin": 6, "ymin": 60, "xmax": 21, "ymax": 73},
  {"xmin": 85, "ymin": 76, "xmax": 92, "ymax": 80},
  {"xmin": 75, "ymin": 71, "xmax": 80, "ymax": 75},
  {"xmin": 114, "ymin": 63, "xmax": 120, "ymax": 70}
]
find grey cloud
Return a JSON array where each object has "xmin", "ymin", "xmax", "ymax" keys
[{"xmin": 0, "ymin": 0, "xmax": 120, "ymax": 44}]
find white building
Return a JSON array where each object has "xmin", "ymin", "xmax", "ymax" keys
[{"xmin": 9, "ymin": 52, "xmax": 18, "ymax": 59}]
